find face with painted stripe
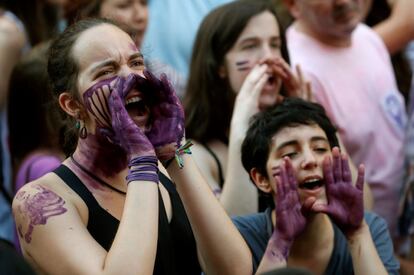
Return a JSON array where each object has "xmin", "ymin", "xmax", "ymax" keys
[{"xmin": 72, "ymin": 23, "xmax": 147, "ymax": 134}]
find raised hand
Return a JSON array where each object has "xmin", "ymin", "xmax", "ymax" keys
[
  {"xmin": 312, "ymin": 147, "xmax": 365, "ymax": 237},
  {"xmin": 139, "ymin": 70, "xmax": 185, "ymax": 162},
  {"xmin": 274, "ymin": 158, "xmax": 310, "ymax": 247},
  {"xmin": 231, "ymin": 63, "xmax": 272, "ymax": 137},
  {"xmin": 83, "ymin": 77, "xmax": 115, "ymax": 131},
  {"xmin": 265, "ymin": 58, "xmax": 312, "ymax": 101},
  {"xmin": 107, "ymin": 76, "xmax": 155, "ymax": 159}
]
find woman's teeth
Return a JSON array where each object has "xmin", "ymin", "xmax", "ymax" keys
[{"xmin": 125, "ymin": 96, "xmax": 141, "ymax": 106}]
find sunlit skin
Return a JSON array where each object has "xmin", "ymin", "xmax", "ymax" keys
[
  {"xmin": 265, "ymin": 124, "xmax": 330, "ymax": 206},
  {"xmin": 100, "ymin": 0, "xmax": 148, "ymax": 47}
]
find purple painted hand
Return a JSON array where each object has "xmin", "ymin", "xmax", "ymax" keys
[
  {"xmin": 272, "ymin": 158, "xmax": 312, "ymax": 258},
  {"xmin": 107, "ymin": 76, "xmax": 155, "ymax": 159},
  {"xmin": 142, "ymin": 70, "xmax": 185, "ymax": 161},
  {"xmin": 312, "ymin": 147, "xmax": 365, "ymax": 238}
]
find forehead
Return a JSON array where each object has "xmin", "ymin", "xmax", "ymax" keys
[
  {"xmin": 236, "ymin": 11, "xmax": 280, "ymax": 41},
  {"xmin": 271, "ymin": 124, "xmax": 327, "ymax": 147},
  {"xmin": 72, "ymin": 24, "xmax": 138, "ymax": 71}
]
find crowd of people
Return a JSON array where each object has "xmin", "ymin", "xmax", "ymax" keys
[{"xmin": 0, "ymin": 0, "xmax": 414, "ymax": 274}]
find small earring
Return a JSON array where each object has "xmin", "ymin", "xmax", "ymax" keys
[{"xmin": 76, "ymin": 119, "xmax": 87, "ymax": 139}]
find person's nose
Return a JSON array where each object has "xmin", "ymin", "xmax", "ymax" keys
[
  {"xmin": 119, "ymin": 65, "xmax": 144, "ymax": 78},
  {"xmin": 261, "ymin": 44, "xmax": 274, "ymax": 60},
  {"xmin": 300, "ymin": 148, "xmax": 318, "ymax": 170}
]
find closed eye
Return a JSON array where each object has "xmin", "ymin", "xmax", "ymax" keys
[
  {"xmin": 95, "ymin": 69, "xmax": 115, "ymax": 79},
  {"xmin": 130, "ymin": 59, "xmax": 144, "ymax": 68},
  {"xmin": 282, "ymin": 152, "xmax": 298, "ymax": 159}
]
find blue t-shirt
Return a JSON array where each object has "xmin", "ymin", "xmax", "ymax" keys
[
  {"xmin": 233, "ymin": 209, "xmax": 399, "ymax": 274},
  {"xmin": 142, "ymin": 0, "xmax": 233, "ymax": 77}
]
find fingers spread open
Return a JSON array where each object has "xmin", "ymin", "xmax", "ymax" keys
[
  {"xmin": 332, "ymin": 147, "xmax": 342, "ymax": 182},
  {"xmin": 340, "ymin": 153, "xmax": 352, "ymax": 183},
  {"xmin": 356, "ymin": 164, "xmax": 365, "ymax": 191}
]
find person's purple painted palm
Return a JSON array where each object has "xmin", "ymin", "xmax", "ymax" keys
[
  {"xmin": 108, "ymin": 76, "xmax": 155, "ymax": 159},
  {"xmin": 313, "ymin": 147, "xmax": 365, "ymax": 237},
  {"xmin": 271, "ymin": 158, "xmax": 314, "ymax": 259},
  {"xmin": 142, "ymin": 70, "xmax": 185, "ymax": 161}
]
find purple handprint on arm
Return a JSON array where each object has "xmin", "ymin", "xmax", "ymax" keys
[{"xmin": 312, "ymin": 147, "xmax": 365, "ymax": 238}]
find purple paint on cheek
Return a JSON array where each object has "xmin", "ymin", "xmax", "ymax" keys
[
  {"xmin": 20, "ymin": 185, "xmax": 67, "ymax": 243},
  {"xmin": 236, "ymin": 60, "xmax": 251, "ymax": 71},
  {"xmin": 83, "ymin": 76, "xmax": 118, "ymax": 127},
  {"xmin": 236, "ymin": 60, "xmax": 249, "ymax": 66}
]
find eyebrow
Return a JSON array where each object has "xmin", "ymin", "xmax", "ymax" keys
[
  {"xmin": 89, "ymin": 53, "xmax": 144, "ymax": 74},
  {"xmin": 128, "ymin": 52, "xmax": 144, "ymax": 62},
  {"xmin": 276, "ymin": 136, "xmax": 329, "ymax": 151},
  {"xmin": 239, "ymin": 36, "xmax": 281, "ymax": 44}
]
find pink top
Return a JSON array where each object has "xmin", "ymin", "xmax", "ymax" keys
[{"xmin": 287, "ymin": 24, "xmax": 407, "ymax": 235}]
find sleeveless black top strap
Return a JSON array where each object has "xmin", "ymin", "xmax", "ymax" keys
[
  {"xmin": 53, "ymin": 165, "xmax": 201, "ymax": 275},
  {"xmin": 202, "ymin": 143, "xmax": 225, "ymax": 187}
]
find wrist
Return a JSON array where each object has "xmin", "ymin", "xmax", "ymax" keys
[
  {"xmin": 127, "ymin": 156, "xmax": 159, "ymax": 184},
  {"xmin": 272, "ymin": 234, "xmax": 293, "ymax": 260},
  {"xmin": 346, "ymin": 220, "xmax": 368, "ymax": 243}
]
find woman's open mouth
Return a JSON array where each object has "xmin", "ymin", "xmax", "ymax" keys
[
  {"xmin": 299, "ymin": 179, "xmax": 324, "ymax": 190},
  {"xmin": 124, "ymin": 91, "xmax": 150, "ymax": 130}
]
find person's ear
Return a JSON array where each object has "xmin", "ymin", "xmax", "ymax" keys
[
  {"xmin": 218, "ymin": 64, "xmax": 227, "ymax": 79},
  {"xmin": 282, "ymin": 0, "xmax": 301, "ymax": 19},
  {"xmin": 59, "ymin": 92, "xmax": 85, "ymax": 119},
  {"xmin": 250, "ymin": 167, "xmax": 272, "ymax": 194}
]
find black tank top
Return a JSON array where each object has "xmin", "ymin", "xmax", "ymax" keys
[{"xmin": 53, "ymin": 165, "xmax": 201, "ymax": 275}]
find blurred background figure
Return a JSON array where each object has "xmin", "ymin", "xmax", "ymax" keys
[
  {"xmin": 7, "ymin": 42, "xmax": 65, "ymax": 250},
  {"xmin": 141, "ymin": 0, "xmax": 234, "ymax": 97},
  {"xmin": 184, "ymin": 0, "xmax": 315, "ymax": 216},
  {"xmin": 0, "ymin": 0, "xmax": 64, "ymax": 248}
]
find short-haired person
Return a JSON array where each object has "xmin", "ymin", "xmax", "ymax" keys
[
  {"xmin": 11, "ymin": 18, "xmax": 252, "ymax": 274},
  {"xmin": 234, "ymin": 98, "xmax": 399, "ymax": 274}
]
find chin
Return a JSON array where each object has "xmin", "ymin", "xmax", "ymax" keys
[{"xmin": 258, "ymin": 95, "xmax": 277, "ymax": 110}]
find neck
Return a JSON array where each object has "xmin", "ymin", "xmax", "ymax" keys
[
  {"xmin": 294, "ymin": 21, "xmax": 352, "ymax": 48},
  {"xmin": 74, "ymin": 133, "xmax": 128, "ymax": 178}
]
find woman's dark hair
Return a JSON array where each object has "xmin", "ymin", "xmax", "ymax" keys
[
  {"xmin": 64, "ymin": 0, "xmax": 103, "ymax": 26},
  {"xmin": 7, "ymin": 42, "xmax": 65, "ymax": 173},
  {"xmin": 241, "ymin": 98, "xmax": 339, "ymax": 179},
  {"xmin": 184, "ymin": 0, "xmax": 290, "ymax": 144},
  {"xmin": 47, "ymin": 17, "xmax": 117, "ymax": 154},
  {"xmin": 0, "ymin": 0, "xmax": 60, "ymax": 45}
]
